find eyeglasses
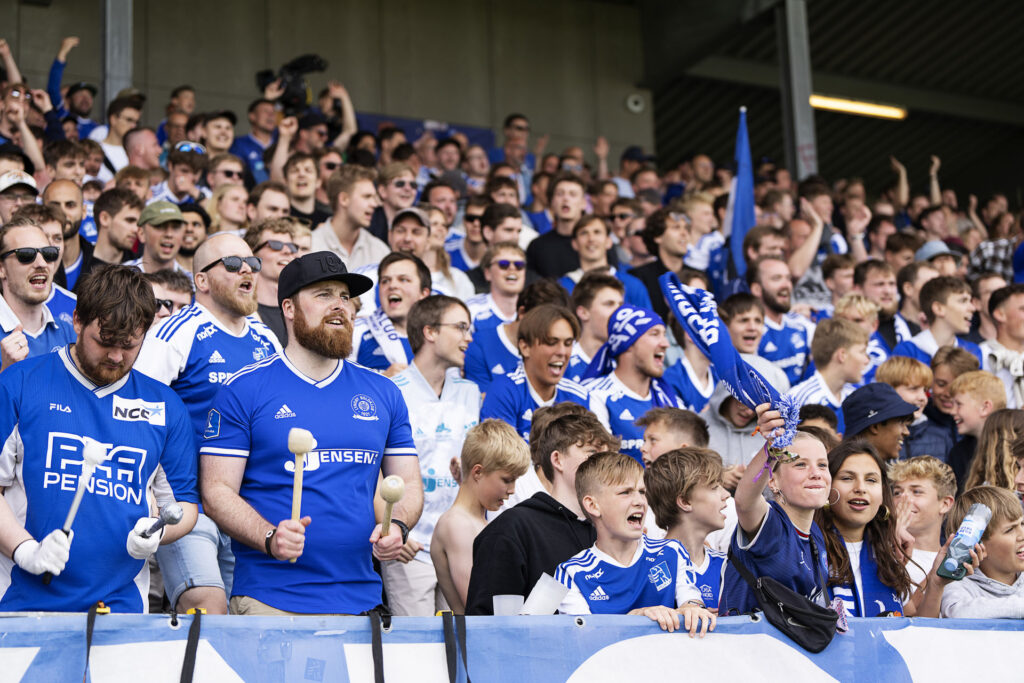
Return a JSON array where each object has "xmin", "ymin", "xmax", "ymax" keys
[
  {"xmin": 436, "ymin": 322, "xmax": 472, "ymax": 336},
  {"xmin": 174, "ymin": 141, "xmax": 206, "ymax": 155},
  {"xmin": 1, "ymin": 247, "xmax": 60, "ymax": 264},
  {"xmin": 323, "ymin": 161, "xmax": 341, "ymax": 171},
  {"xmin": 254, "ymin": 239, "xmax": 299, "ymax": 254},
  {"xmin": 0, "ymin": 192, "xmax": 36, "ymax": 203},
  {"xmin": 7, "ymin": 89, "xmax": 25, "ymax": 100},
  {"xmin": 391, "ymin": 179, "xmax": 418, "ymax": 190},
  {"xmin": 509, "ymin": 123, "xmax": 530, "ymax": 133},
  {"xmin": 155, "ymin": 298, "xmax": 174, "ymax": 312},
  {"xmin": 218, "ymin": 169, "xmax": 244, "ymax": 179},
  {"xmin": 493, "ymin": 259, "xmax": 526, "ymax": 271},
  {"xmin": 199, "ymin": 255, "xmax": 262, "ymax": 273},
  {"xmin": 612, "ymin": 212, "xmax": 640, "ymax": 221}
]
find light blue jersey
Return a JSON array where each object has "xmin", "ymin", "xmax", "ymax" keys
[
  {"xmin": 556, "ymin": 536, "xmax": 702, "ymax": 614},
  {"xmin": 200, "ymin": 354, "xmax": 417, "ymax": 614},
  {"xmin": 480, "ymin": 365, "xmax": 589, "ymax": 440},
  {"xmin": 0, "ymin": 348, "xmax": 197, "ymax": 612}
]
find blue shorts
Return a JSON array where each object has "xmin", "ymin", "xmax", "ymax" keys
[{"xmin": 155, "ymin": 512, "xmax": 234, "ymax": 608}]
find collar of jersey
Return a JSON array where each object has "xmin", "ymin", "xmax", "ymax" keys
[
  {"xmin": 280, "ymin": 351, "xmax": 344, "ymax": 387},
  {"xmin": 0, "ymin": 292, "xmax": 56, "ymax": 335},
  {"xmin": 59, "ymin": 345, "xmax": 131, "ymax": 396},
  {"xmin": 609, "ymin": 370, "xmax": 651, "ymax": 402},
  {"xmin": 681, "ymin": 355, "xmax": 715, "ymax": 399},
  {"xmin": 590, "ymin": 535, "xmax": 648, "ymax": 569},
  {"xmin": 911, "ymin": 328, "xmax": 941, "ymax": 356},
  {"xmin": 498, "ymin": 324, "xmax": 519, "ymax": 356},
  {"xmin": 525, "ymin": 372, "xmax": 560, "ymax": 408},
  {"xmin": 194, "ymin": 301, "xmax": 252, "ymax": 339}
]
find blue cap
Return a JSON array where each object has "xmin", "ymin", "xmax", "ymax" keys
[
  {"xmin": 915, "ymin": 240, "xmax": 959, "ymax": 263},
  {"xmin": 841, "ymin": 383, "xmax": 917, "ymax": 437}
]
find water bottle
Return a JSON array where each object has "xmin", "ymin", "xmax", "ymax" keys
[{"xmin": 937, "ymin": 503, "xmax": 992, "ymax": 581}]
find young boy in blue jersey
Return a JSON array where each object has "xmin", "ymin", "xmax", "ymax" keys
[
  {"xmin": 431, "ymin": 420, "xmax": 531, "ymax": 614},
  {"xmin": 893, "ymin": 275, "xmax": 982, "ymax": 366},
  {"xmin": 748, "ymin": 256, "xmax": 815, "ymax": 385},
  {"xmin": 584, "ymin": 304, "xmax": 686, "ymax": 463},
  {"xmin": 644, "ymin": 447, "xmax": 730, "ymax": 611},
  {"xmin": 480, "ymin": 303, "xmax": 589, "ymax": 437},
  {"xmin": 567, "ymin": 272, "xmax": 623, "ymax": 383},
  {"xmin": 555, "ymin": 451, "xmax": 715, "ymax": 636},
  {"xmin": 465, "ymin": 278, "xmax": 571, "ymax": 393},
  {"xmin": 0, "ymin": 264, "xmax": 199, "ymax": 612},
  {"xmin": 352, "ymin": 252, "xmax": 431, "ymax": 376},
  {"xmin": 0, "ymin": 220, "xmax": 77, "ymax": 370},
  {"xmin": 787, "ymin": 317, "xmax": 870, "ymax": 434}
]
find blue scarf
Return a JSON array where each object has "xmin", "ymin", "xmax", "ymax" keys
[
  {"xmin": 658, "ymin": 272, "xmax": 800, "ymax": 447},
  {"xmin": 582, "ymin": 305, "xmax": 677, "ymax": 408},
  {"xmin": 828, "ymin": 527, "xmax": 905, "ymax": 618}
]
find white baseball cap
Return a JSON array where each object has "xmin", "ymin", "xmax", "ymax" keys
[{"xmin": 0, "ymin": 170, "xmax": 38, "ymax": 196}]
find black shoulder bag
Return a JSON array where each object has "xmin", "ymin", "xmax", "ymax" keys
[{"xmin": 727, "ymin": 534, "xmax": 838, "ymax": 653}]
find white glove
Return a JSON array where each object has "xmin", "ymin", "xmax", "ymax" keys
[
  {"xmin": 14, "ymin": 529, "xmax": 73, "ymax": 576},
  {"xmin": 126, "ymin": 517, "xmax": 162, "ymax": 560}
]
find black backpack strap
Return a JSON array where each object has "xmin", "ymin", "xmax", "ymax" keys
[
  {"xmin": 727, "ymin": 547, "xmax": 759, "ymax": 591},
  {"xmin": 179, "ymin": 610, "xmax": 201, "ymax": 683},
  {"xmin": 456, "ymin": 614, "xmax": 471, "ymax": 682},
  {"xmin": 808, "ymin": 534, "xmax": 831, "ymax": 603},
  {"xmin": 441, "ymin": 611, "xmax": 457, "ymax": 683},
  {"xmin": 365, "ymin": 605, "xmax": 390, "ymax": 683}
]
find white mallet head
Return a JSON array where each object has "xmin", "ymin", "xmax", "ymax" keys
[
  {"xmin": 80, "ymin": 437, "xmax": 108, "ymax": 470},
  {"xmin": 288, "ymin": 428, "xmax": 316, "ymax": 455},
  {"xmin": 380, "ymin": 475, "xmax": 405, "ymax": 504}
]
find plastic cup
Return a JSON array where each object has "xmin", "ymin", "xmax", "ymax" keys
[
  {"xmin": 492, "ymin": 594, "xmax": 525, "ymax": 616},
  {"xmin": 521, "ymin": 573, "xmax": 569, "ymax": 615}
]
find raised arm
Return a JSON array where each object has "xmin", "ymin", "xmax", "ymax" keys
[
  {"xmin": 594, "ymin": 136, "xmax": 610, "ymax": 180},
  {"xmin": 889, "ymin": 156, "xmax": 909, "ymax": 210},
  {"xmin": 0, "ymin": 39, "xmax": 22, "ymax": 87},
  {"xmin": 327, "ymin": 81, "xmax": 358, "ymax": 152},
  {"xmin": 268, "ymin": 116, "xmax": 297, "ymax": 184},
  {"xmin": 787, "ymin": 197, "xmax": 824, "ymax": 280},
  {"xmin": 928, "ymin": 155, "xmax": 942, "ymax": 206},
  {"xmin": 733, "ymin": 404, "xmax": 783, "ymax": 537}
]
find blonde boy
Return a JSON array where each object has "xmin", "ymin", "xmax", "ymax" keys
[
  {"xmin": 644, "ymin": 448, "xmax": 730, "ymax": 611},
  {"xmin": 951, "ymin": 371, "xmax": 1007, "ymax": 439},
  {"xmin": 555, "ymin": 452, "xmax": 716, "ymax": 635},
  {"xmin": 431, "ymin": 420, "xmax": 530, "ymax": 614},
  {"xmin": 890, "ymin": 456, "xmax": 957, "ymax": 587},
  {"xmin": 940, "ymin": 486, "xmax": 1024, "ymax": 618}
]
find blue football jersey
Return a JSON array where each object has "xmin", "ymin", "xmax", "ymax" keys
[
  {"xmin": 692, "ymin": 547, "xmax": 726, "ymax": 610},
  {"xmin": 787, "ymin": 371, "xmax": 851, "ymax": 434},
  {"xmin": 0, "ymin": 348, "xmax": 197, "ymax": 612},
  {"xmin": 480, "ymin": 365, "xmax": 590, "ymax": 440},
  {"xmin": 199, "ymin": 354, "xmax": 417, "ymax": 614},
  {"xmin": 133, "ymin": 303, "xmax": 281, "ymax": 439},
  {"xmin": 465, "ymin": 293, "xmax": 515, "ymax": 331},
  {"xmin": 586, "ymin": 373, "xmax": 685, "ymax": 463},
  {"xmin": 445, "ymin": 240, "xmax": 478, "ymax": 273},
  {"xmin": 719, "ymin": 501, "xmax": 829, "ymax": 616},
  {"xmin": 80, "ymin": 202, "xmax": 98, "ymax": 244},
  {"xmin": 464, "ymin": 323, "xmax": 520, "ymax": 393},
  {"xmin": 566, "ymin": 345, "xmax": 593, "ymax": 384},
  {"xmin": 758, "ymin": 314, "xmax": 815, "ymax": 385},
  {"xmin": 45, "ymin": 284, "xmax": 77, "ymax": 329},
  {"xmin": 662, "ymin": 357, "xmax": 717, "ymax": 414},
  {"xmin": 0, "ymin": 293, "xmax": 76, "ymax": 360},
  {"xmin": 555, "ymin": 536, "xmax": 701, "ymax": 614},
  {"xmin": 353, "ymin": 327, "xmax": 414, "ymax": 371},
  {"xmin": 892, "ymin": 329, "xmax": 983, "ymax": 367}
]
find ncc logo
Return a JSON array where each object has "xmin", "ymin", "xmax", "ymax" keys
[{"xmin": 112, "ymin": 395, "xmax": 166, "ymax": 426}]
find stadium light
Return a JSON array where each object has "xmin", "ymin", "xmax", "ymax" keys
[{"xmin": 809, "ymin": 94, "xmax": 907, "ymax": 120}]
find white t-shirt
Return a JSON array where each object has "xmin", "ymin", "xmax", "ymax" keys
[{"xmin": 907, "ymin": 548, "xmax": 938, "ymax": 588}]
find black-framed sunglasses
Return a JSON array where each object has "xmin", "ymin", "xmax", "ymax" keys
[
  {"xmin": 612, "ymin": 212, "xmax": 640, "ymax": 221},
  {"xmin": 494, "ymin": 259, "xmax": 526, "ymax": 271},
  {"xmin": 174, "ymin": 141, "xmax": 206, "ymax": 155},
  {"xmin": 323, "ymin": 161, "xmax": 341, "ymax": 171},
  {"xmin": 1, "ymin": 246, "xmax": 60, "ymax": 264},
  {"xmin": 463, "ymin": 214, "xmax": 483, "ymax": 224},
  {"xmin": 219, "ymin": 169, "xmax": 244, "ymax": 179},
  {"xmin": 199, "ymin": 255, "xmax": 262, "ymax": 274},
  {"xmin": 391, "ymin": 179, "xmax": 418, "ymax": 190},
  {"xmin": 155, "ymin": 298, "xmax": 174, "ymax": 312},
  {"xmin": 254, "ymin": 239, "xmax": 299, "ymax": 254}
]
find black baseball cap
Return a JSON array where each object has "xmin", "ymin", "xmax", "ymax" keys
[
  {"xmin": 204, "ymin": 110, "xmax": 237, "ymax": 126},
  {"xmin": 66, "ymin": 81, "xmax": 98, "ymax": 98},
  {"xmin": 298, "ymin": 111, "xmax": 328, "ymax": 130},
  {"xmin": 841, "ymin": 383, "xmax": 917, "ymax": 437},
  {"xmin": 621, "ymin": 145, "xmax": 655, "ymax": 163},
  {"xmin": 277, "ymin": 251, "xmax": 373, "ymax": 306}
]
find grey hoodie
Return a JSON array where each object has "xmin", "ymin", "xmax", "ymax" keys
[
  {"xmin": 940, "ymin": 568, "xmax": 1024, "ymax": 619},
  {"xmin": 705, "ymin": 383, "xmax": 766, "ymax": 468}
]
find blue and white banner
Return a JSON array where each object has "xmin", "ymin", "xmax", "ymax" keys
[{"xmin": 0, "ymin": 614, "xmax": 1020, "ymax": 682}]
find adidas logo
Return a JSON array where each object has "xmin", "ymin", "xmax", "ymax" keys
[
  {"xmin": 763, "ymin": 341, "xmax": 778, "ymax": 353},
  {"xmin": 208, "ymin": 350, "xmax": 226, "ymax": 364},
  {"xmin": 275, "ymin": 404, "xmax": 296, "ymax": 419},
  {"xmin": 619, "ymin": 408, "xmax": 635, "ymax": 421},
  {"xmin": 491, "ymin": 363, "xmax": 505, "ymax": 374},
  {"xmin": 589, "ymin": 586, "xmax": 610, "ymax": 601},
  {"xmin": 522, "ymin": 408, "xmax": 533, "ymax": 421}
]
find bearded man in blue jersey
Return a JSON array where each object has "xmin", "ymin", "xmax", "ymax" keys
[{"xmin": 201, "ymin": 251, "xmax": 424, "ymax": 615}]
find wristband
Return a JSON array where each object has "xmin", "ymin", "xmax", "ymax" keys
[
  {"xmin": 391, "ymin": 519, "xmax": 410, "ymax": 544},
  {"xmin": 264, "ymin": 527, "xmax": 277, "ymax": 559}
]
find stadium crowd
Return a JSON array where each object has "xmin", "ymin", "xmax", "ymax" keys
[{"xmin": 0, "ymin": 34, "xmax": 1022, "ymax": 631}]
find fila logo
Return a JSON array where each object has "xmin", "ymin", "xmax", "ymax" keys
[
  {"xmin": 208, "ymin": 350, "xmax": 226, "ymax": 364},
  {"xmin": 111, "ymin": 396, "xmax": 165, "ymax": 426},
  {"xmin": 197, "ymin": 324, "xmax": 217, "ymax": 341},
  {"xmin": 49, "ymin": 403, "xmax": 72, "ymax": 413},
  {"xmin": 763, "ymin": 341, "xmax": 778, "ymax": 353},
  {"xmin": 588, "ymin": 586, "xmax": 610, "ymax": 601},
  {"xmin": 619, "ymin": 408, "xmax": 635, "ymax": 421},
  {"xmin": 275, "ymin": 404, "xmax": 296, "ymax": 419}
]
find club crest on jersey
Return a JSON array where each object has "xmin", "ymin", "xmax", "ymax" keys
[
  {"xmin": 112, "ymin": 396, "xmax": 166, "ymax": 426},
  {"xmin": 648, "ymin": 561, "xmax": 672, "ymax": 591},
  {"xmin": 204, "ymin": 409, "xmax": 221, "ymax": 438},
  {"xmin": 251, "ymin": 330, "xmax": 273, "ymax": 361},
  {"xmin": 351, "ymin": 394, "xmax": 379, "ymax": 421}
]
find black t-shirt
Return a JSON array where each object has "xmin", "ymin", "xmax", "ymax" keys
[
  {"xmin": 258, "ymin": 303, "xmax": 287, "ymax": 346},
  {"xmin": 525, "ymin": 230, "xmax": 578, "ymax": 279},
  {"xmin": 290, "ymin": 203, "xmax": 332, "ymax": 228},
  {"xmin": 628, "ymin": 259, "xmax": 670, "ymax": 319}
]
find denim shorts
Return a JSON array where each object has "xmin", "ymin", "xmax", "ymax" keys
[{"xmin": 155, "ymin": 512, "xmax": 235, "ymax": 608}]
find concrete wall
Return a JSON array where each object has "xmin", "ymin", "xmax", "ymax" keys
[{"xmin": 2, "ymin": 0, "xmax": 653, "ymax": 163}]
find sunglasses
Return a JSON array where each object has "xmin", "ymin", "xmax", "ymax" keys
[
  {"xmin": 494, "ymin": 259, "xmax": 526, "ymax": 271},
  {"xmin": 612, "ymin": 212, "xmax": 640, "ymax": 221},
  {"xmin": 254, "ymin": 239, "xmax": 299, "ymax": 254},
  {"xmin": 509, "ymin": 123, "xmax": 530, "ymax": 133},
  {"xmin": 1, "ymin": 246, "xmax": 60, "ymax": 264},
  {"xmin": 323, "ymin": 161, "xmax": 341, "ymax": 171},
  {"xmin": 219, "ymin": 169, "xmax": 244, "ymax": 179},
  {"xmin": 174, "ymin": 141, "xmax": 207, "ymax": 155},
  {"xmin": 155, "ymin": 298, "xmax": 174, "ymax": 312},
  {"xmin": 463, "ymin": 214, "xmax": 483, "ymax": 224},
  {"xmin": 391, "ymin": 179, "xmax": 418, "ymax": 190},
  {"xmin": 199, "ymin": 255, "xmax": 262, "ymax": 273}
]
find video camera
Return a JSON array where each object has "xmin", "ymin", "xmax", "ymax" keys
[{"xmin": 256, "ymin": 54, "xmax": 328, "ymax": 117}]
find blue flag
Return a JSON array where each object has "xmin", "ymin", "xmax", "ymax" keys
[
  {"xmin": 658, "ymin": 272, "xmax": 800, "ymax": 448},
  {"xmin": 726, "ymin": 107, "xmax": 757, "ymax": 278}
]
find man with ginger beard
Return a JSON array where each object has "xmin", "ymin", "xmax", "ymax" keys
[
  {"xmin": 201, "ymin": 251, "xmax": 424, "ymax": 615},
  {"xmin": 134, "ymin": 233, "xmax": 281, "ymax": 615}
]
